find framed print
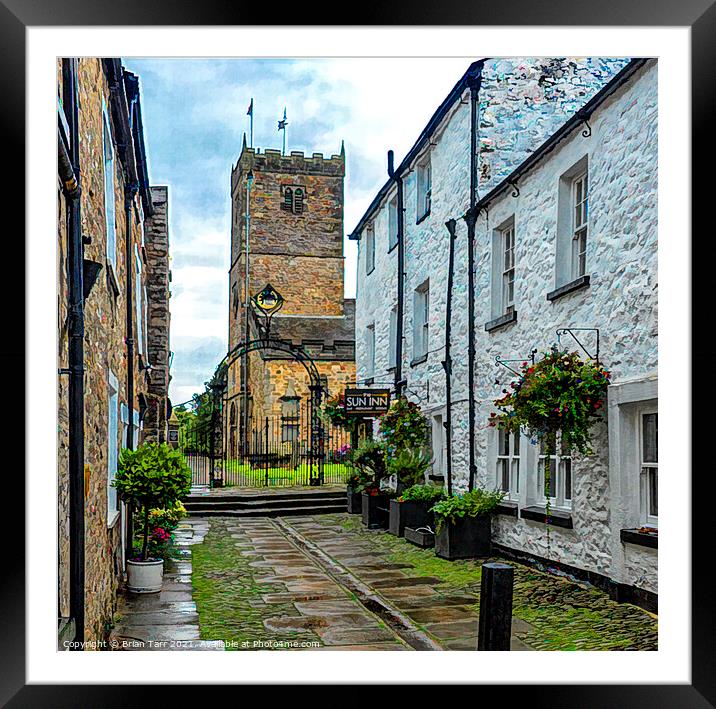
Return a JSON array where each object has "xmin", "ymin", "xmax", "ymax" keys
[{"xmin": 4, "ymin": 0, "xmax": 710, "ymax": 702}]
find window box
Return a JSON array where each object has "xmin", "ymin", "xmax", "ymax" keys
[
  {"xmin": 485, "ymin": 310, "xmax": 517, "ymax": 332},
  {"xmin": 410, "ymin": 354, "xmax": 428, "ymax": 368},
  {"xmin": 520, "ymin": 505, "xmax": 573, "ymax": 529},
  {"xmin": 620, "ymin": 528, "xmax": 658, "ymax": 550},
  {"xmin": 495, "ymin": 500, "xmax": 518, "ymax": 517},
  {"xmin": 361, "ymin": 492, "xmax": 391, "ymax": 529},
  {"xmin": 388, "ymin": 498, "xmax": 435, "ymax": 537},
  {"xmin": 435, "ymin": 514, "xmax": 491, "ymax": 560},
  {"xmin": 346, "ymin": 486, "xmax": 363, "ymax": 514},
  {"xmin": 547, "ymin": 275, "xmax": 590, "ymax": 302}
]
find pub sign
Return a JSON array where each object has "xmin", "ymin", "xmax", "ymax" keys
[{"xmin": 343, "ymin": 388, "xmax": 391, "ymax": 416}]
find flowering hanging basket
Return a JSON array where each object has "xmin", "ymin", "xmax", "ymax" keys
[
  {"xmin": 378, "ymin": 396, "xmax": 430, "ymax": 458},
  {"xmin": 321, "ymin": 394, "xmax": 356, "ymax": 430},
  {"xmin": 489, "ymin": 347, "xmax": 610, "ymax": 454}
]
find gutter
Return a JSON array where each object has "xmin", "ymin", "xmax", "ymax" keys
[
  {"xmin": 387, "ymin": 150, "xmax": 405, "ymax": 397},
  {"xmin": 62, "ymin": 58, "xmax": 85, "ymax": 647},
  {"xmin": 442, "ymin": 219, "xmax": 458, "ymax": 497},
  {"xmin": 464, "ymin": 62, "xmax": 483, "ymax": 493}
]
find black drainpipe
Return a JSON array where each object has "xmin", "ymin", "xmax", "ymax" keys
[
  {"xmin": 388, "ymin": 150, "xmax": 405, "ymax": 397},
  {"xmin": 442, "ymin": 219, "xmax": 458, "ymax": 497},
  {"xmin": 464, "ymin": 63, "xmax": 483, "ymax": 492},
  {"xmin": 62, "ymin": 58, "xmax": 85, "ymax": 646}
]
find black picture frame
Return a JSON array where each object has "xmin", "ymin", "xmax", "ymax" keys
[{"xmin": 3, "ymin": 0, "xmax": 708, "ymax": 702}]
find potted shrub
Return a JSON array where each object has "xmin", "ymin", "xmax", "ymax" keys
[
  {"xmin": 349, "ymin": 439, "xmax": 391, "ymax": 529},
  {"xmin": 431, "ymin": 488, "xmax": 504, "ymax": 560},
  {"xmin": 114, "ymin": 442, "xmax": 192, "ymax": 593},
  {"xmin": 389, "ymin": 483, "xmax": 444, "ymax": 537}
]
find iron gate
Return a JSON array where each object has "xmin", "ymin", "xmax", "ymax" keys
[{"xmin": 181, "ymin": 402, "xmax": 353, "ymax": 488}]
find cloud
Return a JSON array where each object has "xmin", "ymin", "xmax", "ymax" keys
[{"xmin": 125, "ymin": 56, "xmax": 478, "ymax": 402}]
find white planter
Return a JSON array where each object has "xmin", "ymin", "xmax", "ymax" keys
[{"xmin": 126, "ymin": 558, "xmax": 164, "ymax": 594}]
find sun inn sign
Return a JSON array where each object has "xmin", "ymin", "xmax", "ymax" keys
[{"xmin": 343, "ymin": 388, "xmax": 391, "ymax": 416}]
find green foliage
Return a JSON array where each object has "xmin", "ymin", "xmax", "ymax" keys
[
  {"xmin": 386, "ymin": 447, "xmax": 433, "ymax": 487},
  {"xmin": 398, "ymin": 483, "xmax": 446, "ymax": 504},
  {"xmin": 490, "ymin": 347, "xmax": 610, "ymax": 455},
  {"xmin": 431, "ymin": 488, "xmax": 505, "ymax": 531},
  {"xmin": 348, "ymin": 439, "xmax": 388, "ymax": 491},
  {"xmin": 320, "ymin": 394, "xmax": 356, "ymax": 431},
  {"xmin": 378, "ymin": 396, "xmax": 430, "ymax": 457},
  {"xmin": 115, "ymin": 442, "xmax": 192, "ymax": 561}
]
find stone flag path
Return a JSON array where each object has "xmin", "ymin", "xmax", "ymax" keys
[{"xmin": 111, "ymin": 519, "xmax": 226, "ymax": 651}]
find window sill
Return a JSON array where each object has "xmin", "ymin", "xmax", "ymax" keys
[
  {"xmin": 520, "ymin": 505, "xmax": 573, "ymax": 529},
  {"xmin": 416, "ymin": 209, "xmax": 431, "ymax": 225},
  {"xmin": 388, "ymin": 241, "xmax": 398, "ymax": 254},
  {"xmin": 620, "ymin": 528, "xmax": 658, "ymax": 549},
  {"xmin": 363, "ymin": 377, "xmax": 375, "ymax": 385},
  {"xmin": 495, "ymin": 500, "xmax": 518, "ymax": 517},
  {"xmin": 107, "ymin": 509, "xmax": 121, "ymax": 529},
  {"xmin": 428, "ymin": 473, "xmax": 445, "ymax": 483},
  {"xmin": 410, "ymin": 354, "xmax": 428, "ymax": 368},
  {"xmin": 386, "ymin": 366, "xmax": 396, "ymax": 374},
  {"xmin": 485, "ymin": 310, "xmax": 517, "ymax": 332},
  {"xmin": 547, "ymin": 275, "xmax": 590, "ymax": 302}
]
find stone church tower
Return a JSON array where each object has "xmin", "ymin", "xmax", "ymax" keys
[{"xmin": 226, "ymin": 142, "xmax": 356, "ymax": 455}]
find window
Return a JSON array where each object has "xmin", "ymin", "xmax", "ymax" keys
[
  {"xmin": 107, "ymin": 371, "xmax": 119, "ymax": 525},
  {"xmin": 640, "ymin": 411, "xmax": 658, "ymax": 526},
  {"xmin": 281, "ymin": 185, "xmax": 306, "ymax": 215},
  {"xmin": 120, "ymin": 404, "xmax": 140, "ymax": 449},
  {"xmin": 388, "ymin": 306, "xmax": 398, "ymax": 369},
  {"xmin": 413, "ymin": 282, "xmax": 429, "ymax": 361},
  {"xmin": 102, "ymin": 105, "xmax": 117, "ymax": 270},
  {"xmin": 281, "ymin": 397, "xmax": 300, "ymax": 443},
  {"xmin": 417, "ymin": 157, "xmax": 431, "ymax": 221},
  {"xmin": 232, "ymin": 283, "xmax": 239, "ymax": 316},
  {"xmin": 135, "ymin": 246, "xmax": 144, "ymax": 356},
  {"xmin": 501, "ymin": 223, "xmax": 516, "ymax": 315},
  {"xmin": 366, "ymin": 324, "xmax": 375, "ymax": 378},
  {"xmin": 431, "ymin": 413, "xmax": 447, "ymax": 477},
  {"xmin": 497, "ymin": 429, "xmax": 520, "ymax": 501},
  {"xmin": 571, "ymin": 171, "xmax": 588, "ymax": 279},
  {"xmin": 388, "ymin": 196, "xmax": 399, "ymax": 250},
  {"xmin": 537, "ymin": 433, "xmax": 572, "ymax": 510},
  {"xmin": 365, "ymin": 223, "xmax": 375, "ymax": 275}
]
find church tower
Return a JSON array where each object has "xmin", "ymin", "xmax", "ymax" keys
[{"xmin": 226, "ymin": 141, "xmax": 355, "ymax": 455}]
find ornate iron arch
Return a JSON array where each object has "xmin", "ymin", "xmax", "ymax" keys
[{"xmin": 215, "ymin": 336, "xmax": 327, "ymax": 485}]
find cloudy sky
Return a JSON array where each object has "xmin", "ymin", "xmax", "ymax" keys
[{"xmin": 124, "ymin": 57, "xmax": 474, "ymax": 405}]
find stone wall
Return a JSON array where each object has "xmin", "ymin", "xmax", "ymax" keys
[
  {"xmin": 353, "ymin": 58, "xmax": 657, "ymax": 595},
  {"xmin": 144, "ymin": 186, "xmax": 171, "ymax": 442},
  {"xmin": 57, "ymin": 58, "xmax": 164, "ymax": 644}
]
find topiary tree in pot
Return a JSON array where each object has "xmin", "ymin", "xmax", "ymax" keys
[{"xmin": 114, "ymin": 442, "xmax": 192, "ymax": 593}]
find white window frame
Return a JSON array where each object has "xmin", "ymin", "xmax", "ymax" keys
[
  {"xmin": 639, "ymin": 409, "xmax": 658, "ymax": 527},
  {"xmin": 388, "ymin": 195, "xmax": 399, "ymax": 250},
  {"xmin": 365, "ymin": 223, "xmax": 375, "ymax": 275},
  {"xmin": 135, "ymin": 246, "xmax": 144, "ymax": 356},
  {"xmin": 416, "ymin": 156, "xmax": 431, "ymax": 221},
  {"xmin": 431, "ymin": 412, "xmax": 447, "ymax": 478},
  {"xmin": 501, "ymin": 223, "xmax": 516, "ymax": 315},
  {"xmin": 388, "ymin": 306, "xmax": 398, "ymax": 369},
  {"xmin": 496, "ymin": 428, "xmax": 521, "ymax": 501},
  {"xmin": 537, "ymin": 433, "xmax": 572, "ymax": 510},
  {"xmin": 102, "ymin": 103, "xmax": 117, "ymax": 271},
  {"xmin": 413, "ymin": 282, "xmax": 429, "ymax": 360},
  {"xmin": 571, "ymin": 171, "xmax": 588, "ymax": 279},
  {"xmin": 107, "ymin": 371, "xmax": 120, "ymax": 527},
  {"xmin": 366, "ymin": 324, "xmax": 375, "ymax": 378}
]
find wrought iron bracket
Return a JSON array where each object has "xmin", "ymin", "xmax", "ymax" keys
[
  {"xmin": 556, "ymin": 327, "xmax": 600, "ymax": 363},
  {"xmin": 494, "ymin": 349, "xmax": 537, "ymax": 378}
]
